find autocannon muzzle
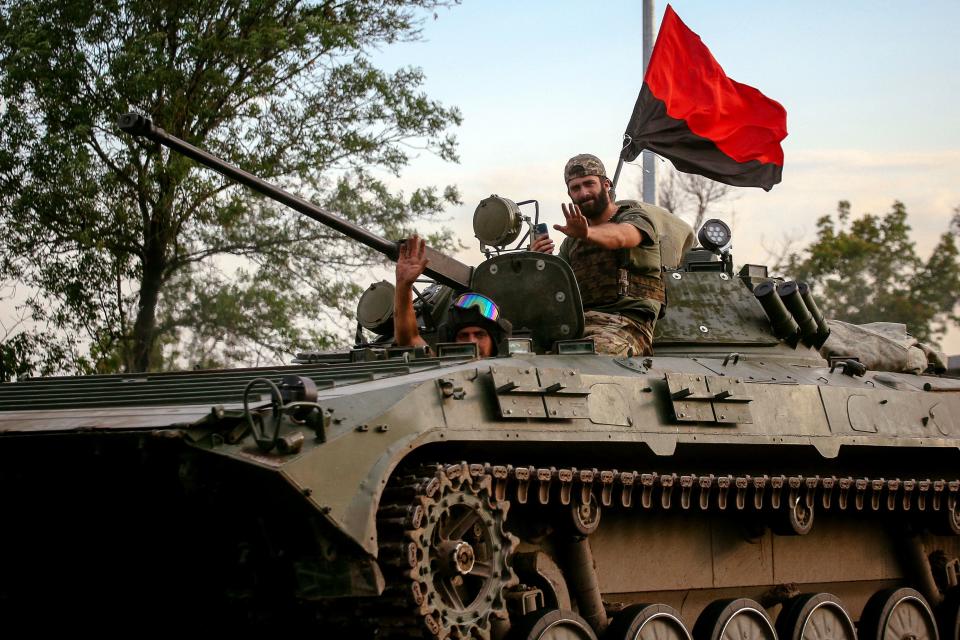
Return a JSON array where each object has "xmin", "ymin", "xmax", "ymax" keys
[{"xmin": 753, "ymin": 280, "xmax": 801, "ymax": 347}]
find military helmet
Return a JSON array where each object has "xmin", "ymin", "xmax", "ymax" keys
[{"xmin": 442, "ymin": 293, "xmax": 513, "ymax": 356}]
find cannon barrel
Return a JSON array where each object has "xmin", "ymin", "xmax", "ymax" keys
[{"xmin": 117, "ymin": 113, "xmax": 472, "ymax": 290}]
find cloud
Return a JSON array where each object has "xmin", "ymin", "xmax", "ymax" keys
[
  {"xmin": 788, "ymin": 149, "xmax": 960, "ymax": 169},
  {"xmin": 694, "ymin": 149, "xmax": 960, "ymax": 262}
]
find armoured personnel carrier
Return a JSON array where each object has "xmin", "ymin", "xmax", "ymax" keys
[{"xmin": 1, "ymin": 114, "xmax": 959, "ymax": 640}]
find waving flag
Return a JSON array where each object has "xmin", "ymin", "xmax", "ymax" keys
[{"xmin": 622, "ymin": 5, "xmax": 787, "ymax": 190}]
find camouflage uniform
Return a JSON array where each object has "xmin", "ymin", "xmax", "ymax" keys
[
  {"xmin": 582, "ymin": 310, "xmax": 654, "ymax": 357},
  {"xmin": 561, "ymin": 154, "xmax": 670, "ymax": 357}
]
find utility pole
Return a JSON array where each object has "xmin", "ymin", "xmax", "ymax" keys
[{"xmin": 642, "ymin": 0, "xmax": 656, "ymax": 205}]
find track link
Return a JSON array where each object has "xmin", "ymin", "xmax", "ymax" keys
[{"xmin": 476, "ymin": 465, "xmax": 960, "ymax": 517}]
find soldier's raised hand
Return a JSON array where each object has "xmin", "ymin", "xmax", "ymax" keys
[
  {"xmin": 555, "ymin": 203, "xmax": 590, "ymax": 239},
  {"xmin": 396, "ymin": 234, "xmax": 429, "ymax": 287}
]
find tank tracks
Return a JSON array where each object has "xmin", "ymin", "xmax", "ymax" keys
[
  {"xmin": 475, "ymin": 465, "xmax": 960, "ymax": 520},
  {"xmin": 374, "ymin": 463, "xmax": 960, "ymax": 638}
]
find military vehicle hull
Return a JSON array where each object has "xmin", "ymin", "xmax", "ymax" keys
[{"xmin": 3, "ymin": 347, "xmax": 959, "ymax": 639}]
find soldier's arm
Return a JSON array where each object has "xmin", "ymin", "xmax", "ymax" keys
[
  {"xmin": 555, "ymin": 203, "xmax": 647, "ymax": 250},
  {"xmin": 584, "ymin": 223, "xmax": 644, "ymax": 249},
  {"xmin": 394, "ymin": 236, "xmax": 429, "ymax": 348},
  {"xmin": 587, "ymin": 209, "xmax": 658, "ymax": 250}
]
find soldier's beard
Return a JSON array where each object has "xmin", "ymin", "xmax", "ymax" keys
[{"xmin": 576, "ymin": 187, "xmax": 610, "ymax": 219}]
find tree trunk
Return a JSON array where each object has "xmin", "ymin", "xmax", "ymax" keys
[
  {"xmin": 127, "ymin": 210, "xmax": 169, "ymax": 372},
  {"xmin": 129, "ymin": 258, "xmax": 165, "ymax": 372}
]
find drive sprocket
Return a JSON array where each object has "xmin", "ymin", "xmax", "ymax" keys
[{"xmin": 378, "ymin": 462, "xmax": 518, "ymax": 639}]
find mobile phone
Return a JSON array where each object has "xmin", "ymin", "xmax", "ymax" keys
[{"xmin": 532, "ymin": 223, "xmax": 549, "ymax": 242}]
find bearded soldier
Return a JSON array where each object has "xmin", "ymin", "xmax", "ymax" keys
[{"xmin": 531, "ymin": 154, "xmax": 693, "ymax": 356}]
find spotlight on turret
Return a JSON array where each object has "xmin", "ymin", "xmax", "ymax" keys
[
  {"xmin": 697, "ymin": 219, "xmax": 732, "ymax": 254},
  {"xmin": 473, "ymin": 195, "xmax": 522, "ymax": 248}
]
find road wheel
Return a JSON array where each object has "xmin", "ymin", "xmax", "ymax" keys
[
  {"xmin": 693, "ymin": 598, "xmax": 777, "ymax": 640},
  {"xmin": 859, "ymin": 587, "xmax": 938, "ymax": 640},
  {"xmin": 775, "ymin": 592, "xmax": 855, "ymax": 640},
  {"xmin": 605, "ymin": 603, "xmax": 692, "ymax": 640},
  {"xmin": 508, "ymin": 608, "xmax": 598, "ymax": 640}
]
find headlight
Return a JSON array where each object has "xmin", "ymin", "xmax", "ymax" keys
[{"xmin": 697, "ymin": 218, "xmax": 731, "ymax": 253}]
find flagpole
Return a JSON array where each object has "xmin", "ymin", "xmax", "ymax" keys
[
  {"xmin": 641, "ymin": 0, "xmax": 656, "ymax": 205},
  {"xmin": 611, "ymin": 148, "xmax": 626, "ymax": 192},
  {"xmin": 612, "ymin": 0, "xmax": 656, "ymax": 204}
]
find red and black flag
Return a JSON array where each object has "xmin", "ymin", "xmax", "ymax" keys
[{"xmin": 622, "ymin": 5, "xmax": 787, "ymax": 190}]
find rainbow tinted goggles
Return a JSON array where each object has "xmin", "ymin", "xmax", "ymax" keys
[{"xmin": 452, "ymin": 293, "xmax": 500, "ymax": 322}]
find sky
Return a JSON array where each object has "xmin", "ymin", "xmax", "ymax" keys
[{"xmin": 369, "ymin": 0, "xmax": 960, "ymax": 352}]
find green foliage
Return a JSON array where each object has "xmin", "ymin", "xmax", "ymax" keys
[
  {"xmin": 784, "ymin": 200, "xmax": 960, "ymax": 344},
  {"xmin": 0, "ymin": 0, "xmax": 462, "ymax": 374},
  {"xmin": 0, "ymin": 331, "xmax": 93, "ymax": 382}
]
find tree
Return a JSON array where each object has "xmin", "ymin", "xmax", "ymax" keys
[
  {"xmin": 783, "ymin": 200, "xmax": 960, "ymax": 345},
  {"xmin": 0, "ymin": 326, "xmax": 84, "ymax": 382},
  {"xmin": 654, "ymin": 165, "xmax": 733, "ymax": 231},
  {"xmin": 0, "ymin": 0, "xmax": 462, "ymax": 374}
]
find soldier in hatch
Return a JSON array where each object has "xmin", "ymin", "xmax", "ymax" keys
[
  {"xmin": 532, "ymin": 154, "xmax": 692, "ymax": 357},
  {"xmin": 394, "ymin": 235, "xmax": 511, "ymax": 357}
]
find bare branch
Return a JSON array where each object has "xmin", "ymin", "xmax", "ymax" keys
[{"xmin": 652, "ymin": 165, "xmax": 735, "ymax": 231}]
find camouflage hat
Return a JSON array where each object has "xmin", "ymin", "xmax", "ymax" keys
[{"xmin": 564, "ymin": 154, "xmax": 607, "ymax": 184}]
